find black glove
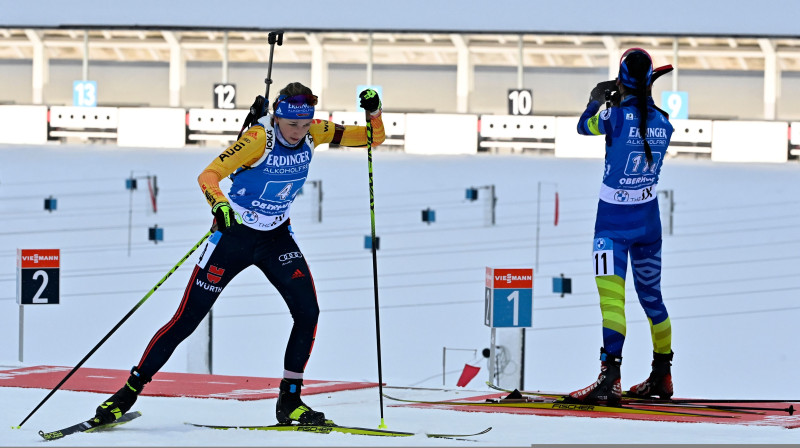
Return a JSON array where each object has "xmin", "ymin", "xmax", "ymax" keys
[
  {"xmin": 249, "ymin": 95, "xmax": 266, "ymax": 118},
  {"xmin": 359, "ymin": 89, "xmax": 382, "ymax": 114},
  {"xmin": 212, "ymin": 201, "xmax": 242, "ymax": 233},
  {"xmin": 590, "ymin": 80, "xmax": 619, "ymax": 106}
]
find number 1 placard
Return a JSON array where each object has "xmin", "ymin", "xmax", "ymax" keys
[{"xmin": 484, "ymin": 267, "xmax": 533, "ymax": 328}]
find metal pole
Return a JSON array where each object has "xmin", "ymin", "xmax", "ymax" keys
[
  {"xmin": 261, "ymin": 31, "xmax": 284, "ymax": 117},
  {"xmin": 520, "ymin": 329, "xmax": 525, "ymax": 390},
  {"xmin": 18, "ymin": 305, "xmax": 24, "ymax": 363},
  {"xmin": 517, "ymin": 35, "xmax": 524, "ymax": 90},
  {"xmin": 82, "ymin": 30, "xmax": 89, "ymax": 81},
  {"xmin": 128, "ymin": 171, "xmax": 134, "ymax": 257},
  {"xmin": 534, "ymin": 181, "xmax": 558, "ymax": 273},
  {"xmin": 310, "ymin": 180, "xmax": 323, "ymax": 223},
  {"xmin": 222, "ymin": 31, "xmax": 229, "ymax": 84},
  {"xmin": 535, "ymin": 181, "xmax": 541, "ymax": 272},
  {"xmin": 208, "ymin": 309, "xmax": 213, "ymax": 374},
  {"xmin": 441, "ymin": 348, "xmax": 478, "ymax": 386},
  {"xmin": 442, "ymin": 347, "xmax": 446, "ymax": 385},
  {"xmin": 317, "ymin": 180, "xmax": 322, "ymax": 223},
  {"xmin": 672, "ymin": 38, "xmax": 679, "ymax": 92},
  {"xmin": 367, "ymin": 33, "xmax": 373, "ymax": 86},
  {"xmin": 364, "ymin": 109, "xmax": 387, "ymax": 429},
  {"xmin": 489, "ymin": 185, "xmax": 496, "ymax": 226},
  {"xmin": 489, "ymin": 328, "xmax": 497, "ymax": 386}
]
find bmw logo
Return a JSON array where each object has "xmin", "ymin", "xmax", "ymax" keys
[
  {"xmin": 614, "ymin": 190, "xmax": 629, "ymax": 202},
  {"xmin": 242, "ymin": 210, "xmax": 259, "ymax": 224}
]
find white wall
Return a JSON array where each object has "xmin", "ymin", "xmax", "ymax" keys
[
  {"xmin": 117, "ymin": 108, "xmax": 187, "ymax": 148},
  {"xmin": 5, "ymin": 60, "xmax": 800, "ymax": 121},
  {"xmin": 0, "ymin": 105, "xmax": 47, "ymax": 144},
  {"xmin": 404, "ymin": 114, "xmax": 478, "ymax": 155},
  {"xmin": 711, "ymin": 121, "xmax": 789, "ymax": 163}
]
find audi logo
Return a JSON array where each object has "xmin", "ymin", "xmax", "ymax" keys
[{"xmin": 278, "ymin": 252, "xmax": 303, "ymax": 262}]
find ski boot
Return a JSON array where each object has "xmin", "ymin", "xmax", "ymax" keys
[
  {"xmin": 276, "ymin": 378, "xmax": 327, "ymax": 426},
  {"xmin": 93, "ymin": 367, "xmax": 148, "ymax": 425},
  {"xmin": 566, "ymin": 348, "xmax": 622, "ymax": 406},
  {"xmin": 628, "ymin": 351, "xmax": 674, "ymax": 399}
]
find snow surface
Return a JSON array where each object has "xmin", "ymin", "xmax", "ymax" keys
[{"xmin": 1, "ymin": 143, "xmax": 799, "ymax": 446}]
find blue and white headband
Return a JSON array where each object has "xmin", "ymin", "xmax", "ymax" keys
[{"xmin": 273, "ymin": 94, "xmax": 317, "ymax": 119}]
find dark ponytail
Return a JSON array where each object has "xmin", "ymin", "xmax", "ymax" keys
[
  {"xmin": 636, "ymin": 88, "xmax": 653, "ymax": 166},
  {"xmin": 618, "ymin": 48, "xmax": 655, "ymax": 166}
]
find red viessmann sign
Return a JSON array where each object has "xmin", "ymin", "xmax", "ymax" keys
[
  {"xmin": 17, "ymin": 249, "xmax": 61, "ymax": 305},
  {"xmin": 487, "ymin": 268, "xmax": 533, "ymax": 289},
  {"xmin": 18, "ymin": 249, "xmax": 60, "ymax": 269}
]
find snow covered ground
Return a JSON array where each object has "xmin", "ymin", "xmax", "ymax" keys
[{"xmin": 1, "ymin": 143, "xmax": 799, "ymax": 445}]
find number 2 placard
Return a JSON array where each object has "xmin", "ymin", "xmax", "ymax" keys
[{"xmin": 17, "ymin": 249, "xmax": 60, "ymax": 305}]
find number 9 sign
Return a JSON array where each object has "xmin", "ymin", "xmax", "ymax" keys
[{"xmin": 661, "ymin": 91, "xmax": 689, "ymax": 119}]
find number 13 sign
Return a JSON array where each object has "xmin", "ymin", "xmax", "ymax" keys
[{"xmin": 484, "ymin": 267, "xmax": 533, "ymax": 328}]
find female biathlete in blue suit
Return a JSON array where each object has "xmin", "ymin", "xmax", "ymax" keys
[{"xmin": 567, "ymin": 48, "xmax": 676, "ymax": 405}]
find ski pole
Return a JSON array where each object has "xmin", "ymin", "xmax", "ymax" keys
[
  {"xmin": 262, "ymin": 30, "xmax": 284, "ymax": 117},
  {"xmin": 238, "ymin": 30, "xmax": 283, "ymax": 139},
  {"xmin": 626, "ymin": 401, "xmax": 795, "ymax": 415},
  {"xmin": 364, "ymin": 109, "xmax": 386, "ymax": 429},
  {"xmin": 16, "ymin": 230, "xmax": 212, "ymax": 428}
]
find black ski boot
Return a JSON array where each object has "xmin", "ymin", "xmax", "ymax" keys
[
  {"xmin": 275, "ymin": 378, "xmax": 327, "ymax": 426},
  {"xmin": 628, "ymin": 351, "xmax": 674, "ymax": 399},
  {"xmin": 93, "ymin": 367, "xmax": 148, "ymax": 425},
  {"xmin": 566, "ymin": 348, "xmax": 622, "ymax": 406}
]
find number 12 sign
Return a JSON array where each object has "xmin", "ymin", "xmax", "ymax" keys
[{"xmin": 484, "ymin": 267, "xmax": 533, "ymax": 328}]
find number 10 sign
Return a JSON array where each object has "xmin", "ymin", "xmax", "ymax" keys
[{"xmin": 484, "ymin": 267, "xmax": 533, "ymax": 328}]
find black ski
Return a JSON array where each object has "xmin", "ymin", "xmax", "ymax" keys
[
  {"xmin": 485, "ymin": 382, "xmax": 796, "ymax": 415},
  {"xmin": 187, "ymin": 421, "xmax": 491, "ymax": 440},
  {"xmin": 383, "ymin": 392, "xmax": 725, "ymax": 418},
  {"xmin": 38, "ymin": 411, "xmax": 142, "ymax": 441},
  {"xmin": 486, "ymin": 381, "xmax": 800, "ymax": 403}
]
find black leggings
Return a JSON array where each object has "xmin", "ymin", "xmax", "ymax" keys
[{"xmin": 135, "ymin": 221, "xmax": 319, "ymax": 380}]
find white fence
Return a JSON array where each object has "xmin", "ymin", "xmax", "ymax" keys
[
  {"xmin": 790, "ymin": 122, "xmax": 800, "ymax": 157},
  {"xmin": 49, "ymin": 106, "xmax": 119, "ymax": 141},
  {"xmin": 479, "ymin": 114, "xmax": 556, "ymax": 153},
  {"xmin": 668, "ymin": 119, "xmax": 713, "ymax": 155},
  {"xmin": 0, "ymin": 105, "xmax": 797, "ymax": 163}
]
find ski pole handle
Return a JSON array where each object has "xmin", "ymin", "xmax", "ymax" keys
[
  {"xmin": 263, "ymin": 30, "xmax": 284, "ymax": 116},
  {"xmin": 268, "ymin": 31, "xmax": 284, "ymax": 46}
]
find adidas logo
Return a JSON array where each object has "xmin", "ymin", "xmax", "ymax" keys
[{"xmin": 291, "ymin": 269, "xmax": 305, "ymax": 279}]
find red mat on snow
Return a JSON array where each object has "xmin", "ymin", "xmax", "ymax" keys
[
  {"xmin": 390, "ymin": 392, "xmax": 800, "ymax": 429},
  {"xmin": 0, "ymin": 366, "xmax": 377, "ymax": 401}
]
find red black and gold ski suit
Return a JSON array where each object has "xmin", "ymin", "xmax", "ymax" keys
[{"xmin": 133, "ymin": 113, "xmax": 385, "ymax": 380}]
